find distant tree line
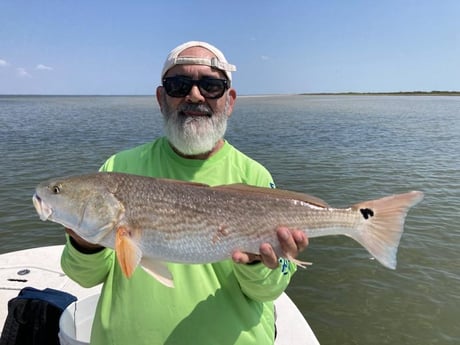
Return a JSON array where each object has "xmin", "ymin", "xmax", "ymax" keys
[{"xmin": 301, "ymin": 91, "xmax": 460, "ymax": 96}]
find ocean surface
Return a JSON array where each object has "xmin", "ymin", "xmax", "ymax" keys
[{"xmin": 0, "ymin": 95, "xmax": 459, "ymax": 344}]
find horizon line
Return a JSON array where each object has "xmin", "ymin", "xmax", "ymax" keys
[{"xmin": 1, "ymin": 90, "xmax": 459, "ymax": 97}]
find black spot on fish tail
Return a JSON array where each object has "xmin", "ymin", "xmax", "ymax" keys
[{"xmin": 360, "ymin": 208, "xmax": 375, "ymax": 220}]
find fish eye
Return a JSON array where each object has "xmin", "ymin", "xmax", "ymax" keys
[{"xmin": 51, "ymin": 184, "xmax": 61, "ymax": 194}]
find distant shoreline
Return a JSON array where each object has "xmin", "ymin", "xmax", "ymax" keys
[
  {"xmin": 1, "ymin": 91, "xmax": 459, "ymax": 97},
  {"xmin": 300, "ymin": 91, "xmax": 460, "ymax": 96}
]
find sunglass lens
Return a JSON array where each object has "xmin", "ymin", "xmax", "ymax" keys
[
  {"xmin": 199, "ymin": 79, "xmax": 226, "ymax": 99},
  {"xmin": 163, "ymin": 77, "xmax": 227, "ymax": 99},
  {"xmin": 164, "ymin": 77, "xmax": 192, "ymax": 97}
]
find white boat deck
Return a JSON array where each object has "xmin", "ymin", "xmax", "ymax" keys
[{"xmin": 0, "ymin": 245, "xmax": 319, "ymax": 344}]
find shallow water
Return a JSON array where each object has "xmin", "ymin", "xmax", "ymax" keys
[{"xmin": 1, "ymin": 95, "xmax": 459, "ymax": 344}]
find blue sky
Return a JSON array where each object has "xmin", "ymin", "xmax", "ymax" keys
[{"xmin": 1, "ymin": 0, "xmax": 459, "ymax": 95}]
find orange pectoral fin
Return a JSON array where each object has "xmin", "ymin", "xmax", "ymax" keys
[{"xmin": 115, "ymin": 226, "xmax": 142, "ymax": 278}]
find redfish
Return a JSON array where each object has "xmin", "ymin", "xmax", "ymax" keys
[{"xmin": 32, "ymin": 172, "xmax": 423, "ymax": 287}]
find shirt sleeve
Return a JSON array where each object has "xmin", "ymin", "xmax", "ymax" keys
[
  {"xmin": 99, "ymin": 154, "xmax": 116, "ymax": 172},
  {"xmin": 61, "ymin": 235, "xmax": 115, "ymax": 288},
  {"xmin": 232, "ymin": 258, "xmax": 297, "ymax": 302}
]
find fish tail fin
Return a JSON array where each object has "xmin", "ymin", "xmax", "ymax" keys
[{"xmin": 351, "ymin": 191, "xmax": 424, "ymax": 269}]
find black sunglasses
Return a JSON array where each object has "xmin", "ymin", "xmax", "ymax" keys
[{"xmin": 162, "ymin": 76, "xmax": 229, "ymax": 99}]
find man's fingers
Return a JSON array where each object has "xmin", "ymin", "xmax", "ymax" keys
[
  {"xmin": 293, "ymin": 230, "xmax": 309, "ymax": 252},
  {"xmin": 232, "ymin": 251, "xmax": 260, "ymax": 264},
  {"xmin": 277, "ymin": 227, "xmax": 303, "ymax": 258},
  {"xmin": 232, "ymin": 227, "xmax": 309, "ymax": 270},
  {"xmin": 259, "ymin": 243, "xmax": 279, "ymax": 269}
]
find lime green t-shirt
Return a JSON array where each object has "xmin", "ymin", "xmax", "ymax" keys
[{"xmin": 61, "ymin": 137, "xmax": 296, "ymax": 345}]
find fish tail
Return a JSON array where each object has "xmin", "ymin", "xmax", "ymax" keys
[{"xmin": 351, "ymin": 191, "xmax": 424, "ymax": 269}]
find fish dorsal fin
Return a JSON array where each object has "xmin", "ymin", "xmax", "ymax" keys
[{"xmin": 212, "ymin": 184, "xmax": 329, "ymax": 208}]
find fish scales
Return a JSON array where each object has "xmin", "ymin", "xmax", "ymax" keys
[
  {"xmin": 32, "ymin": 172, "xmax": 424, "ymax": 287},
  {"xmin": 115, "ymin": 177, "xmax": 347, "ymax": 262}
]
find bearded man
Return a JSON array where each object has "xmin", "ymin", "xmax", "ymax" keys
[{"xmin": 62, "ymin": 41, "xmax": 308, "ymax": 345}]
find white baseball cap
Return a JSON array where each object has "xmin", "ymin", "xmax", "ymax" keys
[{"xmin": 161, "ymin": 41, "xmax": 237, "ymax": 85}]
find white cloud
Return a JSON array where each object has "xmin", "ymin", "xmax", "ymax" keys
[
  {"xmin": 0, "ymin": 59, "xmax": 9, "ymax": 67},
  {"xmin": 17, "ymin": 67, "xmax": 31, "ymax": 78},
  {"xmin": 36, "ymin": 64, "xmax": 53, "ymax": 71},
  {"xmin": 261, "ymin": 55, "xmax": 270, "ymax": 61}
]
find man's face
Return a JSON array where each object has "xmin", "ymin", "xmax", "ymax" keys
[{"xmin": 157, "ymin": 47, "xmax": 236, "ymax": 156}]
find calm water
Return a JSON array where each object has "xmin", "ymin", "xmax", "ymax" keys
[{"xmin": 1, "ymin": 95, "xmax": 459, "ymax": 344}]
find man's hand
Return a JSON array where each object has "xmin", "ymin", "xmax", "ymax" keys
[
  {"xmin": 65, "ymin": 228, "xmax": 105, "ymax": 253},
  {"xmin": 232, "ymin": 226, "xmax": 308, "ymax": 269}
]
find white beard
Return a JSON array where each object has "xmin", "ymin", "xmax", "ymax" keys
[{"xmin": 161, "ymin": 96, "xmax": 229, "ymax": 156}]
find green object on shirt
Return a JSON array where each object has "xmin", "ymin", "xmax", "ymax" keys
[{"xmin": 61, "ymin": 137, "xmax": 297, "ymax": 345}]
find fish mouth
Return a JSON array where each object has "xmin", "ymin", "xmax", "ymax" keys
[{"xmin": 32, "ymin": 193, "xmax": 53, "ymax": 221}]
